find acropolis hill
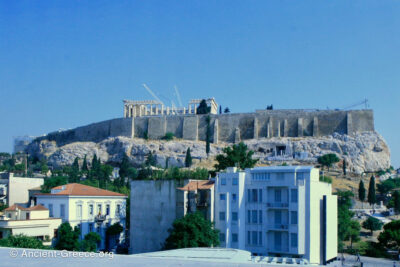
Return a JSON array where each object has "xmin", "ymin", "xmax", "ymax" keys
[{"xmin": 27, "ymin": 98, "xmax": 390, "ymax": 174}]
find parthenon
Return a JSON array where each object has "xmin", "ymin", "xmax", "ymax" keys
[{"xmin": 123, "ymin": 98, "xmax": 218, "ymax": 118}]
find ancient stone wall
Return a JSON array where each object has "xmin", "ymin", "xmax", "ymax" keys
[{"xmin": 35, "ymin": 110, "xmax": 375, "ymax": 146}]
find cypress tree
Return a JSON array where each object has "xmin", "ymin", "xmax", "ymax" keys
[
  {"xmin": 358, "ymin": 180, "xmax": 365, "ymax": 202},
  {"xmin": 82, "ymin": 155, "xmax": 88, "ymax": 173},
  {"xmin": 343, "ymin": 160, "xmax": 347, "ymax": 175},
  {"xmin": 367, "ymin": 176, "xmax": 376, "ymax": 205},
  {"xmin": 185, "ymin": 148, "xmax": 192, "ymax": 168}
]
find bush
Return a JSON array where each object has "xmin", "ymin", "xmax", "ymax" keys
[
  {"xmin": 319, "ymin": 175, "xmax": 332, "ymax": 184},
  {"xmin": 162, "ymin": 132, "xmax": 175, "ymax": 141},
  {"xmin": 0, "ymin": 234, "xmax": 46, "ymax": 249}
]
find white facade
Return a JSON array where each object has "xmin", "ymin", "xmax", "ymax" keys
[
  {"xmin": 0, "ymin": 205, "xmax": 62, "ymax": 242},
  {"xmin": 36, "ymin": 185, "xmax": 127, "ymax": 250},
  {"xmin": 214, "ymin": 166, "xmax": 337, "ymax": 265}
]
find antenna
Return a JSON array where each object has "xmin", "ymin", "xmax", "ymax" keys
[
  {"xmin": 174, "ymin": 85, "xmax": 183, "ymax": 107},
  {"xmin": 142, "ymin": 84, "xmax": 164, "ymax": 105}
]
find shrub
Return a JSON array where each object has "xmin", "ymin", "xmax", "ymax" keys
[{"xmin": 162, "ymin": 132, "xmax": 175, "ymax": 141}]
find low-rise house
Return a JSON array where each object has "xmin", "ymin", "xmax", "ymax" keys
[
  {"xmin": 35, "ymin": 183, "xmax": 127, "ymax": 250},
  {"xmin": 0, "ymin": 204, "xmax": 61, "ymax": 243}
]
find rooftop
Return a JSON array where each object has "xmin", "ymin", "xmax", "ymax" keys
[
  {"xmin": 5, "ymin": 204, "xmax": 47, "ymax": 212},
  {"xmin": 36, "ymin": 183, "xmax": 127, "ymax": 197},
  {"xmin": 178, "ymin": 180, "xmax": 215, "ymax": 191}
]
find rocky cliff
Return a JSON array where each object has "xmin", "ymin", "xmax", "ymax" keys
[{"xmin": 26, "ymin": 131, "xmax": 390, "ymax": 174}]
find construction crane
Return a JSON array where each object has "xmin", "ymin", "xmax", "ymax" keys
[
  {"xmin": 142, "ymin": 83, "xmax": 164, "ymax": 105},
  {"xmin": 341, "ymin": 98, "xmax": 369, "ymax": 110},
  {"xmin": 174, "ymin": 85, "xmax": 183, "ymax": 107}
]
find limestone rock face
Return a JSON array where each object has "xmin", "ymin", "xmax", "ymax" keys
[{"xmin": 26, "ymin": 131, "xmax": 390, "ymax": 174}]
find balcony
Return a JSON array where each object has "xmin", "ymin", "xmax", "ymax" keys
[
  {"xmin": 266, "ymin": 202, "xmax": 289, "ymax": 208},
  {"xmin": 95, "ymin": 214, "xmax": 107, "ymax": 224},
  {"xmin": 267, "ymin": 224, "xmax": 289, "ymax": 231}
]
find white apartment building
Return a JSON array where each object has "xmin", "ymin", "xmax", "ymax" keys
[
  {"xmin": 36, "ymin": 183, "xmax": 127, "ymax": 250},
  {"xmin": 214, "ymin": 166, "xmax": 337, "ymax": 265}
]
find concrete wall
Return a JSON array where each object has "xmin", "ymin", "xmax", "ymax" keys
[
  {"xmin": 130, "ymin": 180, "xmax": 185, "ymax": 254},
  {"xmin": 35, "ymin": 109, "xmax": 374, "ymax": 146},
  {"xmin": 8, "ymin": 174, "xmax": 44, "ymax": 206}
]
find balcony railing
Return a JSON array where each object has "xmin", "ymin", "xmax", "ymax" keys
[
  {"xmin": 95, "ymin": 214, "xmax": 107, "ymax": 223},
  {"xmin": 266, "ymin": 202, "xmax": 289, "ymax": 208},
  {"xmin": 268, "ymin": 224, "xmax": 289, "ymax": 230}
]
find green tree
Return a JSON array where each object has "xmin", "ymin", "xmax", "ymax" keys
[
  {"xmin": 41, "ymin": 176, "xmax": 68, "ymax": 193},
  {"xmin": 362, "ymin": 217, "xmax": 383, "ymax": 235},
  {"xmin": 343, "ymin": 159, "xmax": 347, "ymax": 175},
  {"xmin": 69, "ymin": 157, "xmax": 80, "ymax": 183},
  {"xmin": 119, "ymin": 153, "xmax": 131, "ymax": 179},
  {"xmin": 81, "ymin": 232, "xmax": 101, "ymax": 252},
  {"xmin": 393, "ymin": 191, "xmax": 400, "ymax": 214},
  {"xmin": 224, "ymin": 107, "xmax": 230, "ymax": 113},
  {"xmin": 185, "ymin": 148, "xmax": 192, "ymax": 168},
  {"xmin": 106, "ymin": 223, "xmax": 123, "ymax": 250},
  {"xmin": 55, "ymin": 222, "xmax": 81, "ymax": 251},
  {"xmin": 349, "ymin": 220, "xmax": 361, "ymax": 249},
  {"xmin": 145, "ymin": 152, "xmax": 157, "ymax": 167},
  {"xmin": 205, "ymin": 116, "xmax": 211, "ymax": 156},
  {"xmin": 378, "ymin": 220, "xmax": 400, "ymax": 253},
  {"xmin": 82, "ymin": 155, "xmax": 89, "ymax": 174},
  {"xmin": 336, "ymin": 190, "xmax": 360, "ymax": 250},
  {"xmin": 164, "ymin": 212, "xmax": 219, "ymax": 249},
  {"xmin": 368, "ymin": 176, "xmax": 377, "ymax": 205},
  {"xmin": 317, "ymin": 153, "xmax": 340, "ymax": 171},
  {"xmin": 359, "ymin": 180, "xmax": 366, "ymax": 202},
  {"xmin": 162, "ymin": 132, "xmax": 175, "ymax": 141},
  {"xmin": 0, "ymin": 234, "xmax": 45, "ymax": 249},
  {"xmin": 214, "ymin": 142, "xmax": 258, "ymax": 171},
  {"xmin": 40, "ymin": 159, "xmax": 49, "ymax": 176},
  {"xmin": 196, "ymin": 99, "xmax": 211, "ymax": 114}
]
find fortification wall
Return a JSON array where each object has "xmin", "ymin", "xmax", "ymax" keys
[{"xmin": 35, "ymin": 110, "xmax": 374, "ymax": 146}]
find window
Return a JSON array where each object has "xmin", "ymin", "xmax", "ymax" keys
[
  {"xmin": 258, "ymin": 231, "xmax": 262, "ymax": 245},
  {"xmin": 7, "ymin": 213, "xmax": 11, "ymax": 218},
  {"xmin": 106, "ymin": 204, "xmax": 110, "ymax": 216},
  {"xmin": 297, "ymin": 172, "xmax": 304, "ymax": 179},
  {"xmin": 252, "ymin": 231, "xmax": 258, "ymax": 245},
  {"xmin": 291, "ymin": 211, "xmax": 298, "ymax": 224},
  {"xmin": 219, "ymin": 212, "xmax": 226, "ymax": 221},
  {"xmin": 247, "ymin": 189, "xmax": 251, "ymax": 202},
  {"xmin": 259, "ymin": 210, "xmax": 263, "ymax": 224},
  {"xmin": 48, "ymin": 204, "xmax": 53, "ymax": 217},
  {"xmin": 76, "ymin": 204, "xmax": 82, "ymax": 219},
  {"xmin": 89, "ymin": 223, "xmax": 94, "ymax": 232},
  {"xmin": 219, "ymin": 233, "xmax": 225, "ymax": 242},
  {"xmin": 291, "ymin": 189, "xmax": 298, "ymax": 203},
  {"xmin": 89, "ymin": 204, "xmax": 94, "ymax": 216},
  {"xmin": 252, "ymin": 189, "xmax": 258, "ymax": 202},
  {"xmin": 97, "ymin": 204, "xmax": 102, "ymax": 215},
  {"xmin": 97, "ymin": 225, "xmax": 101, "ymax": 233},
  {"xmin": 247, "ymin": 231, "xmax": 251, "ymax": 244},
  {"xmin": 251, "ymin": 210, "xmax": 258, "ymax": 224},
  {"xmin": 60, "ymin": 204, "xmax": 65, "ymax": 218},
  {"xmin": 275, "ymin": 189, "xmax": 281, "ymax": 202},
  {"xmin": 232, "ymin": 177, "xmax": 238, "ymax": 185},
  {"xmin": 232, "ymin": 233, "xmax": 238, "ymax": 243},
  {"xmin": 221, "ymin": 178, "xmax": 226, "ymax": 185},
  {"xmin": 259, "ymin": 189, "xmax": 263, "ymax": 203},
  {"xmin": 219, "ymin": 194, "xmax": 226, "ymax": 201},
  {"xmin": 232, "ymin": 194, "xmax": 237, "ymax": 202},
  {"xmin": 291, "ymin": 233, "xmax": 298, "ymax": 248},
  {"xmin": 247, "ymin": 210, "xmax": 251, "ymax": 223},
  {"xmin": 232, "ymin": 212, "xmax": 238, "ymax": 222},
  {"xmin": 116, "ymin": 204, "xmax": 121, "ymax": 215}
]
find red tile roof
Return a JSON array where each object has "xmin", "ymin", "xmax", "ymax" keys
[
  {"xmin": 5, "ymin": 204, "xmax": 48, "ymax": 211},
  {"xmin": 37, "ymin": 183, "xmax": 127, "ymax": 197},
  {"xmin": 178, "ymin": 180, "xmax": 215, "ymax": 191}
]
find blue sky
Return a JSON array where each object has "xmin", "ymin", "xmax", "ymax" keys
[{"xmin": 0, "ymin": 1, "xmax": 399, "ymax": 167}]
